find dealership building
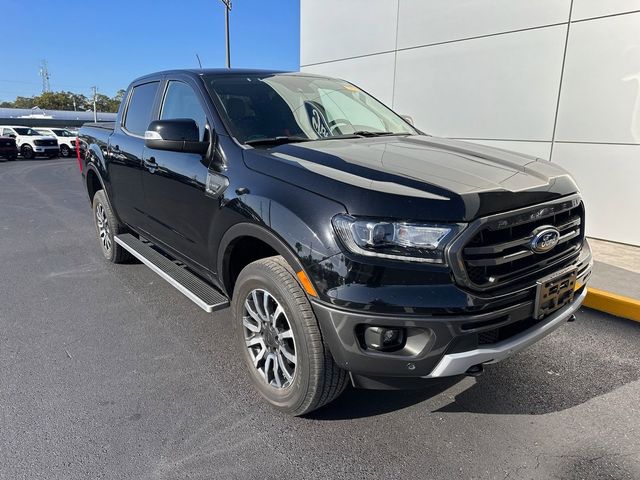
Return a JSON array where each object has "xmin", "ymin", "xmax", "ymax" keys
[{"xmin": 301, "ymin": 1, "xmax": 640, "ymax": 246}]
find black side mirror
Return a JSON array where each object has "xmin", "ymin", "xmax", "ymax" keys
[{"xmin": 144, "ymin": 119, "xmax": 208, "ymax": 154}]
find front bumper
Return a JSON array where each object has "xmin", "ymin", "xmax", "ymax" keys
[
  {"xmin": 33, "ymin": 146, "xmax": 59, "ymax": 154},
  {"xmin": 425, "ymin": 286, "xmax": 586, "ymax": 378},
  {"xmin": 0, "ymin": 147, "xmax": 18, "ymax": 157},
  {"xmin": 312, "ymin": 250, "xmax": 591, "ymax": 389}
]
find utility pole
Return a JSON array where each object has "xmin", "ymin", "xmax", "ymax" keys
[
  {"xmin": 91, "ymin": 86, "xmax": 98, "ymax": 122},
  {"xmin": 220, "ymin": 0, "xmax": 232, "ymax": 68},
  {"xmin": 39, "ymin": 60, "xmax": 51, "ymax": 93}
]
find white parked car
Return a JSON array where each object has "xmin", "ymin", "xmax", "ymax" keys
[
  {"xmin": 1, "ymin": 126, "xmax": 59, "ymax": 159},
  {"xmin": 35, "ymin": 128, "xmax": 77, "ymax": 157}
]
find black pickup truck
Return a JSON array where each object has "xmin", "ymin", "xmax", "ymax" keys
[{"xmin": 78, "ymin": 69, "xmax": 592, "ymax": 415}]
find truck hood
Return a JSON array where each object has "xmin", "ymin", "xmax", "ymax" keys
[{"xmin": 243, "ymin": 135, "xmax": 578, "ymax": 222}]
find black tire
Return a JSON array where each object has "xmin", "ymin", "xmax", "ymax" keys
[
  {"xmin": 60, "ymin": 145, "xmax": 70, "ymax": 157},
  {"xmin": 232, "ymin": 256, "xmax": 348, "ymax": 416},
  {"xmin": 21, "ymin": 145, "xmax": 34, "ymax": 159},
  {"xmin": 92, "ymin": 190, "xmax": 133, "ymax": 263},
  {"xmin": 8, "ymin": 156, "xmax": 16, "ymax": 161}
]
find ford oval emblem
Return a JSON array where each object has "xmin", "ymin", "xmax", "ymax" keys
[{"xmin": 530, "ymin": 226, "xmax": 560, "ymax": 254}]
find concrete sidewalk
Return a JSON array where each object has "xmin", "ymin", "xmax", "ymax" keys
[{"xmin": 588, "ymin": 238, "xmax": 640, "ymax": 300}]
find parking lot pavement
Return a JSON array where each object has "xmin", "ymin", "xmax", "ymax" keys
[{"xmin": 1, "ymin": 159, "xmax": 639, "ymax": 480}]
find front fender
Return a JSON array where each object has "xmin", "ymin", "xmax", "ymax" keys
[{"xmin": 216, "ymin": 188, "xmax": 345, "ymax": 298}]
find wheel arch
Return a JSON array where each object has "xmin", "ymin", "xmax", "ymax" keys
[
  {"xmin": 85, "ymin": 164, "xmax": 106, "ymax": 203},
  {"xmin": 218, "ymin": 223, "xmax": 307, "ymax": 296}
]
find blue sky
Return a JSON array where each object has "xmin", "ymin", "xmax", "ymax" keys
[{"xmin": 0, "ymin": 0, "xmax": 300, "ymax": 102}]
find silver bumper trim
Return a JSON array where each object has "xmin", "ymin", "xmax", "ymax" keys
[{"xmin": 424, "ymin": 287, "xmax": 587, "ymax": 378}]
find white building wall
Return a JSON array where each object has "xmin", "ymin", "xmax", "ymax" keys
[{"xmin": 301, "ymin": 0, "xmax": 640, "ymax": 246}]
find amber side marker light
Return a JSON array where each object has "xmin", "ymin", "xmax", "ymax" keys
[{"xmin": 296, "ymin": 270, "xmax": 318, "ymax": 297}]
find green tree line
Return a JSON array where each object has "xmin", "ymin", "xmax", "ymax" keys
[{"xmin": 0, "ymin": 89, "xmax": 126, "ymax": 113}]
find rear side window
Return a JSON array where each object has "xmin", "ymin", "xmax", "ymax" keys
[{"xmin": 123, "ymin": 82, "xmax": 159, "ymax": 136}]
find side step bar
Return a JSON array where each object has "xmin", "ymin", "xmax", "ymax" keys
[{"xmin": 114, "ymin": 233, "xmax": 229, "ymax": 313}]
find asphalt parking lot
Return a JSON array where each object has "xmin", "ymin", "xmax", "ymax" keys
[{"xmin": 1, "ymin": 158, "xmax": 639, "ymax": 480}]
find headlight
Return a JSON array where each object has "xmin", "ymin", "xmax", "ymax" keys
[{"xmin": 332, "ymin": 214, "xmax": 464, "ymax": 264}]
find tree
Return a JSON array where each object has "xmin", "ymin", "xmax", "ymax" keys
[
  {"xmin": 0, "ymin": 89, "xmax": 122, "ymax": 112},
  {"xmin": 94, "ymin": 93, "xmax": 121, "ymax": 113}
]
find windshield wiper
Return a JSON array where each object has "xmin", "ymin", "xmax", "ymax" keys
[
  {"xmin": 351, "ymin": 131, "xmax": 400, "ymax": 137},
  {"xmin": 245, "ymin": 136, "xmax": 311, "ymax": 147},
  {"xmin": 317, "ymin": 132, "xmax": 410, "ymax": 141}
]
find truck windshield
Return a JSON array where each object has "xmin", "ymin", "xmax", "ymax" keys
[{"xmin": 204, "ymin": 73, "xmax": 417, "ymax": 144}]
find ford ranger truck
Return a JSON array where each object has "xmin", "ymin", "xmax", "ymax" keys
[{"xmin": 77, "ymin": 69, "xmax": 592, "ymax": 415}]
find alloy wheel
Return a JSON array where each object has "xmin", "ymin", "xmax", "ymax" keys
[
  {"xmin": 242, "ymin": 289, "xmax": 297, "ymax": 389},
  {"xmin": 95, "ymin": 203, "xmax": 112, "ymax": 253}
]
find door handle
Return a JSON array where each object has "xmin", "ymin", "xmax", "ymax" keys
[{"xmin": 143, "ymin": 157, "xmax": 157, "ymax": 172}]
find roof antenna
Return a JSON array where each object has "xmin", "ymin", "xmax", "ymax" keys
[{"xmin": 196, "ymin": 54, "xmax": 203, "ymax": 69}]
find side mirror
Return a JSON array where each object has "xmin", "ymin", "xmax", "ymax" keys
[
  {"xmin": 144, "ymin": 119, "xmax": 208, "ymax": 154},
  {"xmin": 400, "ymin": 115, "xmax": 415, "ymax": 126}
]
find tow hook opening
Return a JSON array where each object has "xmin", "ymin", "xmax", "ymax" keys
[{"xmin": 465, "ymin": 364, "xmax": 484, "ymax": 377}]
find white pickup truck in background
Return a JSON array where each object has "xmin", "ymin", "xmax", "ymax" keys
[
  {"xmin": 35, "ymin": 128, "xmax": 76, "ymax": 157},
  {"xmin": 1, "ymin": 126, "xmax": 59, "ymax": 159}
]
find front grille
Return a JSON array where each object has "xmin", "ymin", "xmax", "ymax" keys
[
  {"xmin": 35, "ymin": 139, "xmax": 57, "ymax": 146},
  {"xmin": 454, "ymin": 196, "xmax": 584, "ymax": 291}
]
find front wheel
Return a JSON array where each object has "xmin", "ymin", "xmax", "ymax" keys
[
  {"xmin": 232, "ymin": 256, "xmax": 348, "ymax": 416},
  {"xmin": 60, "ymin": 145, "xmax": 70, "ymax": 157},
  {"xmin": 21, "ymin": 145, "xmax": 34, "ymax": 159}
]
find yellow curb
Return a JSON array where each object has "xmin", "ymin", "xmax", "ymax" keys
[{"xmin": 583, "ymin": 287, "xmax": 640, "ymax": 322}]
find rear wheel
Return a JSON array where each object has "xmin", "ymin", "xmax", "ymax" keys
[
  {"xmin": 60, "ymin": 145, "xmax": 70, "ymax": 157},
  {"xmin": 92, "ymin": 190, "xmax": 133, "ymax": 263},
  {"xmin": 21, "ymin": 145, "xmax": 34, "ymax": 159},
  {"xmin": 232, "ymin": 256, "xmax": 348, "ymax": 416}
]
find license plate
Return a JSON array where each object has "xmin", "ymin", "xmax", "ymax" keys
[{"xmin": 534, "ymin": 266, "xmax": 577, "ymax": 319}]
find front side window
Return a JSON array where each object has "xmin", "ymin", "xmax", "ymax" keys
[
  {"xmin": 160, "ymin": 81, "xmax": 207, "ymax": 141},
  {"xmin": 123, "ymin": 82, "xmax": 159, "ymax": 136},
  {"xmin": 204, "ymin": 74, "xmax": 417, "ymax": 144}
]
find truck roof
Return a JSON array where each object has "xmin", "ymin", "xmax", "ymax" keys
[{"xmin": 130, "ymin": 68, "xmax": 324, "ymax": 84}]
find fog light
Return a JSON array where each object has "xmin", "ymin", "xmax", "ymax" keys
[{"xmin": 363, "ymin": 326, "xmax": 405, "ymax": 352}]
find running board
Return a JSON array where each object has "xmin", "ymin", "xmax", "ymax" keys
[{"xmin": 114, "ymin": 233, "xmax": 229, "ymax": 313}]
